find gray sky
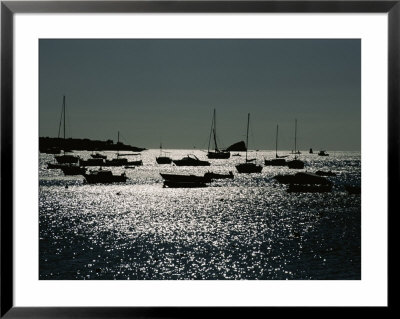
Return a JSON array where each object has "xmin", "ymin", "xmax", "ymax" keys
[{"xmin": 39, "ymin": 39, "xmax": 360, "ymax": 150}]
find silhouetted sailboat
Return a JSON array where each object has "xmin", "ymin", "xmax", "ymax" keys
[
  {"xmin": 236, "ymin": 113, "xmax": 263, "ymax": 173},
  {"xmin": 207, "ymin": 109, "xmax": 230, "ymax": 159},
  {"xmin": 105, "ymin": 132, "xmax": 143, "ymax": 166},
  {"xmin": 264, "ymin": 124, "xmax": 288, "ymax": 166},
  {"xmin": 172, "ymin": 154, "xmax": 210, "ymax": 166},
  {"xmin": 156, "ymin": 143, "xmax": 172, "ymax": 164},
  {"xmin": 287, "ymin": 119, "xmax": 305, "ymax": 169},
  {"xmin": 54, "ymin": 95, "xmax": 80, "ymax": 164},
  {"xmin": 84, "ymin": 168, "xmax": 128, "ymax": 184}
]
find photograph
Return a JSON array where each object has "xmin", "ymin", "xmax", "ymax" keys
[
  {"xmin": 39, "ymin": 38, "xmax": 361, "ymax": 280},
  {"xmin": 38, "ymin": 39, "xmax": 361, "ymax": 280}
]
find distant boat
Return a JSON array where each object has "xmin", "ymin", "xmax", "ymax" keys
[
  {"xmin": 160, "ymin": 173, "xmax": 210, "ymax": 188},
  {"xmin": 104, "ymin": 131, "xmax": 143, "ymax": 166},
  {"xmin": 105, "ymin": 157, "xmax": 143, "ymax": 166},
  {"xmin": 287, "ymin": 119, "xmax": 305, "ymax": 169},
  {"xmin": 232, "ymin": 153, "xmax": 241, "ymax": 157},
  {"xmin": 204, "ymin": 171, "xmax": 234, "ymax": 180},
  {"xmin": 265, "ymin": 124, "xmax": 288, "ymax": 166},
  {"xmin": 80, "ymin": 158, "xmax": 105, "ymax": 166},
  {"xmin": 236, "ymin": 113, "xmax": 263, "ymax": 173},
  {"xmin": 83, "ymin": 169, "xmax": 127, "ymax": 184},
  {"xmin": 160, "ymin": 173, "xmax": 211, "ymax": 183},
  {"xmin": 309, "ymin": 148, "xmax": 313, "ymax": 154},
  {"xmin": 163, "ymin": 181, "xmax": 208, "ymax": 188},
  {"xmin": 173, "ymin": 154, "xmax": 210, "ymax": 166},
  {"xmin": 206, "ymin": 109, "xmax": 230, "ymax": 159},
  {"xmin": 53, "ymin": 96, "xmax": 80, "ymax": 164},
  {"xmin": 287, "ymin": 184, "xmax": 332, "ymax": 193},
  {"xmin": 156, "ymin": 143, "xmax": 172, "ymax": 164},
  {"xmin": 60, "ymin": 165, "xmax": 86, "ymax": 176},
  {"xmin": 318, "ymin": 150, "xmax": 329, "ymax": 156},
  {"xmin": 274, "ymin": 172, "xmax": 332, "ymax": 185}
]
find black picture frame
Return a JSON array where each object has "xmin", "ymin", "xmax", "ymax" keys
[{"xmin": 1, "ymin": 1, "xmax": 395, "ymax": 317}]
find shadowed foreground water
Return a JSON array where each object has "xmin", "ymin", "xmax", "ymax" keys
[{"xmin": 39, "ymin": 150, "xmax": 361, "ymax": 280}]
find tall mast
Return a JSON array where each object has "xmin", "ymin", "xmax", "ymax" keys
[
  {"xmin": 207, "ymin": 110, "xmax": 213, "ymax": 153},
  {"xmin": 276, "ymin": 124, "xmax": 278, "ymax": 158},
  {"xmin": 294, "ymin": 119, "xmax": 297, "ymax": 158},
  {"xmin": 117, "ymin": 131, "xmax": 120, "ymax": 156},
  {"xmin": 213, "ymin": 109, "xmax": 218, "ymax": 151},
  {"xmin": 63, "ymin": 95, "xmax": 66, "ymax": 154},
  {"xmin": 246, "ymin": 113, "xmax": 250, "ymax": 162}
]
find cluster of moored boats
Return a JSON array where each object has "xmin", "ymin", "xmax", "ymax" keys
[{"xmin": 44, "ymin": 99, "xmax": 358, "ymax": 193}]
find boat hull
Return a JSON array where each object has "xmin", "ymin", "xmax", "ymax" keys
[
  {"xmin": 287, "ymin": 159, "xmax": 305, "ymax": 169},
  {"xmin": 55, "ymin": 155, "xmax": 79, "ymax": 164},
  {"xmin": 235, "ymin": 163, "xmax": 263, "ymax": 173},
  {"xmin": 160, "ymin": 173, "xmax": 211, "ymax": 183},
  {"xmin": 207, "ymin": 151, "xmax": 230, "ymax": 159},
  {"xmin": 172, "ymin": 160, "xmax": 210, "ymax": 166},
  {"xmin": 60, "ymin": 166, "xmax": 86, "ymax": 176},
  {"xmin": 163, "ymin": 181, "xmax": 207, "ymax": 188},
  {"xmin": 156, "ymin": 157, "xmax": 172, "ymax": 164},
  {"xmin": 264, "ymin": 159, "xmax": 287, "ymax": 166}
]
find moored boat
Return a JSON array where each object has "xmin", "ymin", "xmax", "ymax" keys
[
  {"xmin": 160, "ymin": 173, "xmax": 211, "ymax": 183},
  {"xmin": 206, "ymin": 109, "xmax": 230, "ymax": 159},
  {"xmin": 173, "ymin": 154, "xmax": 210, "ymax": 166},
  {"xmin": 83, "ymin": 169, "xmax": 127, "ymax": 184},
  {"xmin": 60, "ymin": 165, "xmax": 86, "ymax": 176},
  {"xmin": 287, "ymin": 119, "xmax": 305, "ymax": 169},
  {"xmin": 204, "ymin": 171, "xmax": 234, "ymax": 180},
  {"xmin": 236, "ymin": 113, "xmax": 263, "ymax": 174},
  {"xmin": 274, "ymin": 172, "xmax": 332, "ymax": 185},
  {"xmin": 156, "ymin": 143, "xmax": 172, "ymax": 164},
  {"xmin": 318, "ymin": 150, "xmax": 329, "ymax": 156},
  {"xmin": 264, "ymin": 124, "xmax": 288, "ymax": 166}
]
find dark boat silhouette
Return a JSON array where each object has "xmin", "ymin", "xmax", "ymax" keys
[
  {"xmin": 287, "ymin": 119, "xmax": 305, "ymax": 169},
  {"xmin": 204, "ymin": 171, "xmax": 234, "ymax": 180},
  {"xmin": 105, "ymin": 157, "xmax": 143, "ymax": 166},
  {"xmin": 206, "ymin": 109, "xmax": 230, "ymax": 159},
  {"xmin": 173, "ymin": 154, "xmax": 210, "ymax": 166},
  {"xmin": 163, "ymin": 181, "xmax": 208, "ymax": 188},
  {"xmin": 236, "ymin": 113, "xmax": 263, "ymax": 173},
  {"xmin": 53, "ymin": 96, "xmax": 80, "ymax": 164},
  {"xmin": 265, "ymin": 124, "xmax": 288, "ymax": 166},
  {"xmin": 160, "ymin": 173, "xmax": 210, "ymax": 188},
  {"xmin": 318, "ymin": 150, "xmax": 329, "ymax": 156},
  {"xmin": 80, "ymin": 158, "xmax": 105, "ymax": 166},
  {"xmin": 160, "ymin": 173, "xmax": 211, "ymax": 183},
  {"xmin": 104, "ymin": 131, "xmax": 143, "ymax": 166},
  {"xmin": 156, "ymin": 143, "xmax": 172, "ymax": 164},
  {"xmin": 232, "ymin": 153, "xmax": 241, "ymax": 157},
  {"xmin": 60, "ymin": 165, "xmax": 86, "ymax": 176},
  {"xmin": 274, "ymin": 172, "xmax": 332, "ymax": 185},
  {"xmin": 287, "ymin": 184, "xmax": 332, "ymax": 193},
  {"xmin": 309, "ymin": 148, "xmax": 313, "ymax": 154},
  {"xmin": 84, "ymin": 169, "xmax": 127, "ymax": 184}
]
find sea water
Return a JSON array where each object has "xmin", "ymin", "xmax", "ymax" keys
[{"xmin": 39, "ymin": 150, "xmax": 361, "ymax": 280}]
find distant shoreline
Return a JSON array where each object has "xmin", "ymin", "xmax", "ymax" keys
[{"xmin": 39, "ymin": 137, "xmax": 146, "ymax": 152}]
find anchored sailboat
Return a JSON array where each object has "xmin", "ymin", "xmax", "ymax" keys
[
  {"xmin": 54, "ymin": 95, "xmax": 80, "ymax": 164},
  {"xmin": 264, "ymin": 124, "xmax": 288, "ymax": 166},
  {"xmin": 207, "ymin": 109, "xmax": 230, "ymax": 159},
  {"xmin": 287, "ymin": 119, "xmax": 305, "ymax": 169},
  {"xmin": 235, "ymin": 113, "xmax": 263, "ymax": 173},
  {"xmin": 156, "ymin": 143, "xmax": 172, "ymax": 164}
]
